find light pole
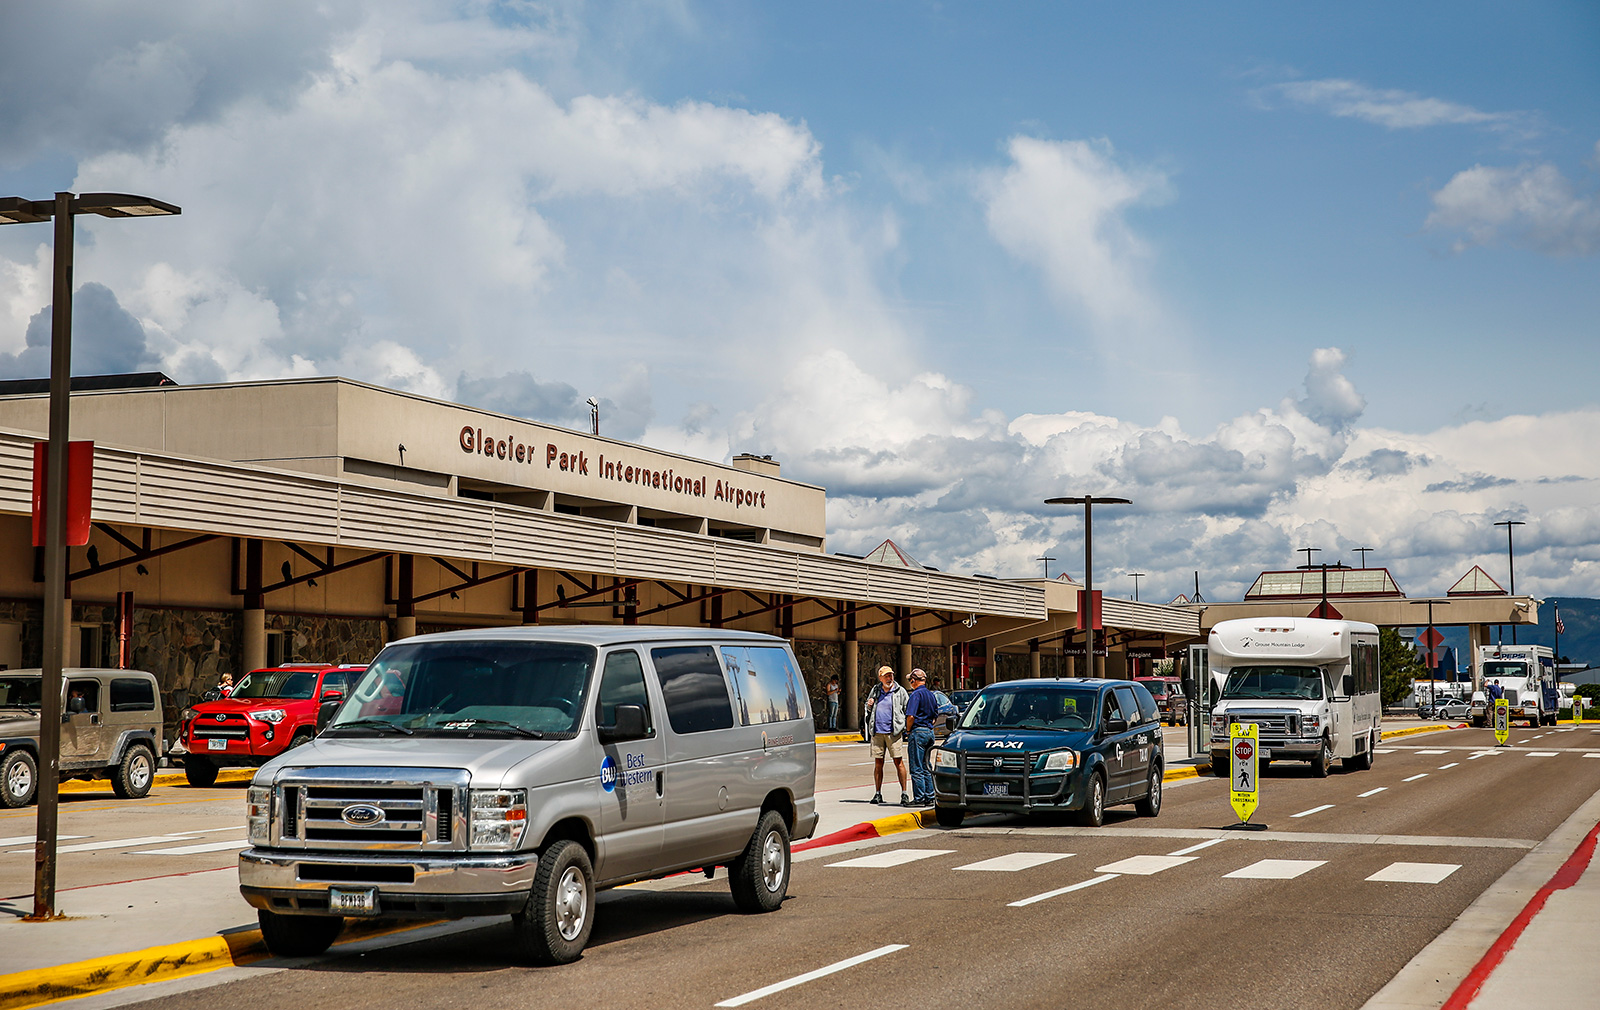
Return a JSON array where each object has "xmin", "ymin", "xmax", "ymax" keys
[
  {"xmin": 0, "ymin": 192, "xmax": 180, "ymax": 920},
  {"xmin": 1493, "ymin": 520, "xmax": 1525, "ymax": 644},
  {"xmin": 1036, "ymin": 555, "xmax": 1056, "ymax": 579},
  {"xmin": 1353, "ymin": 547, "xmax": 1373, "ymax": 568},
  {"xmin": 1409, "ymin": 598, "xmax": 1451, "ymax": 712},
  {"xmin": 1045, "ymin": 495, "xmax": 1131, "ymax": 678},
  {"xmin": 1128, "ymin": 572, "xmax": 1145, "ymax": 602}
]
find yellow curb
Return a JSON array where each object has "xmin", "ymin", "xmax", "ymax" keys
[
  {"xmin": 57, "ymin": 768, "xmax": 255, "ymax": 795},
  {"xmin": 1164, "ymin": 765, "xmax": 1202, "ymax": 782},
  {"xmin": 870, "ymin": 810, "xmax": 931, "ymax": 834},
  {"xmin": 1380, "ymin": 724, "xmax": 1453, "ymax": 740},
  {"xmin": 0, "ymin": 918, "xmax": 429, "ymax": 1010},
  {"xmin": 814, "ymin": 733, "xmax": 861, "ymax": 745}
]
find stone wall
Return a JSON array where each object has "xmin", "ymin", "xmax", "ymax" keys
[
  {"xmin": 793, "ymin": 639, "xmax": 842, "ymax": 730},
  {"xmin": 265, "ymin": 613, "xmax": 386, "ymax": 667}
]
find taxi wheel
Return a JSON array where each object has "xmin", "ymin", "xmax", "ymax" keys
[
  {"xmin": 184, "ymin": 756, "xmax": 219, "ymax": 788},
  {"xmin": 1076, "ymin": 773, "xmax": 1106, "ymax": 828},
  {"xmin": 514, "ymin": 839, "xmax": 595, "ymax": 965},
  {"xmin": 1, "ymin": 750, "xmax": 37, "ymax": 808},
  {"xmin": 112, "ymin": 744, "xmax": 155, "ymax": 799},
  {"xmin": 1309, "ymin": 738, "xmax": 1332, "ymax": 778},
  {"xmin": 258, "ymin": 909, "xmax": 342, "ymax": 958},
  {"xmin": 1210, "ymin": 753, "xmax": 1229, "ymax": 776},
  {"xmin": 934, "ymin": 805, "xmax": 964, "ymax": 828},
  {"xmin": 1135, "ymin": 766, "xmax": 1161, "ymax": 817}
]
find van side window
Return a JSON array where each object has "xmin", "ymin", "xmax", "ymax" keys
[
  {"xmin": 109, "ymin": 677, "xmax": 155, "ymax": 712},
  {"xmin": 721, "ymin": 646, "xmax": 807, "ymax": 725},
  {"xmin": 651, "ymin": 646, "xmax": 734, "ymax": 734},
  {"xmin": 1130, "ymin": 684, "xmax": 1159, "ymax": 725},
  {"xmin": 1114, "ymin": 686, "xmax": 1141, "ymax": 725},
  {"xmin": 598, "ymin": 650, "xmax": 653, "ymax": 734}
]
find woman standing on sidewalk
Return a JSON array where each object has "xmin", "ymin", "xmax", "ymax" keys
[{"xmin": 825, "ymin": 676, "xmax": 841, "ymax": 730}]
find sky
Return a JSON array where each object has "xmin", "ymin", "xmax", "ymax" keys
[{"xmin": 1, "ymin": 0, "xmax": 1597, "ymax": 605}]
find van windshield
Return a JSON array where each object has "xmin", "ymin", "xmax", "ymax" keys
[
  {"xmin": 1220, "ymin": 666, "xmax": 1325, "ymax": 701},
  {"xmin": 326, "ymin": 641, "xmax": 596, "ymax": 739}
]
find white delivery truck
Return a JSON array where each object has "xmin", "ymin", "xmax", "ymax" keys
[
  {"xmin": 1469, "ymin": 644, "xmax": 1557, "ymax": 727},
  {"xmin": 1208, "ymin": 618, "xmax": 1382, "ymax": 777}
]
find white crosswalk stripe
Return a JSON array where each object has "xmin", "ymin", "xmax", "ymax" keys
[
  {"xmin": 1526, "ymin": 752, "xmax": 1558, "ymax": 757},
  {"xmin": 1366, "ymin": 861, "xmax": 1459, "ymax": 883},
  {"xmin": 1094, "ymin": 855, "xmax": 1195, "ymax": 875},
  {"xmin": 1008, "ymin": 874, "xmax": 1117, "ymax": 906},
  {"xmin": 827, "ymin": 848, "xmax": 954, "ymax": 868},
  {"xmin": 1416, "ymin": 750, "xmax": 1448, "ymax": 755},
  {"xmin": 8, "ymin": 834, "xmax": 200, "ymax": 854},
  {"xmin": 134, "ymin": 838, "xmax": 250, "ymax": 855},
  {"xmin": 1225, "ymin": 859, "xmax": 1326, "ymax": 880},
  {"xmin": 955, "ymin": 851, "xmax": 1074, "ymax": 872},
  {"xmin": 0, "ymin": 834, "xmax": 87, "ymax": 847}
]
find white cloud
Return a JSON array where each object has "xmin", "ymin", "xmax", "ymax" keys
[
  {"xmin": 1266, "ymin": 78, "xmax": 1526, "ymax": 132},
  {"xmin": 1426, "ymin": 158, "xmax": 1600, "ymax": 256}
]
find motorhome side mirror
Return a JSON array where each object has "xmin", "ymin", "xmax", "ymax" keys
[
  {"xmin": 599, "ymin": 704, "xmax": 648, "ymax": 743},
  {"xmin": 1338, "ymin": 673, "xmax": 1355, "ymax": 699},
  {"xmin": 1104, "ymin": 717, "xmax": 1128, "ymax": 734}
]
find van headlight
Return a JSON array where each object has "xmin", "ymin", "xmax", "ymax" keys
[
  {"xmin": 470, "ymin": 789, "xmax": 528, "ymax": 850},
  {"xmin": 1042, "ymin": 750, "xmax": 1078, "ymax": 772},
  {"xmin": 247, "ymin": 786, "xmax": 272, "ymax": 843},
  {"xmin": 932, "ymin": 748, "xmax": 957, "ymax": 770},
  {"xmin": 252, "ymin": 709, "xmax": 287, "ymax": 724}
]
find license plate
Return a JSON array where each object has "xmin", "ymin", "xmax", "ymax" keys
[
  {"xmin": 328, "ymin": 886, "xmax": 379, "ymax": 916},
  {"xmin": 207, "ymin": 738, "xmax": 228, "ymax": 751},
  {"xmin": 982, "ymin": 782, "xmax": 1010, "ymax": 796},
  {"xmin": 1257, "ymin": 747, "xmax": 1270, "ymax": 759}
]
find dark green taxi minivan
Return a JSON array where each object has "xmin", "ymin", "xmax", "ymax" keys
[{"xmin": 931, "ymin": 678, "xmax": 1163, "ymax": 828}]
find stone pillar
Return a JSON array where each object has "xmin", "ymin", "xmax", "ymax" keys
[
  {"xmin": 1104, "ymin": 651, "xmax": 1129, "ymax": 680},
  {"xmin": 394, "ymin": 553, "xmax": 416, "ymax": 642},
  {"xmin": 1029, "ymin": 639, "xmax": 1041, "ymax": 678},
  {"xmin": 843, "ymin": 639, "xmax": 860, "ymax": 731},
  {"xmin": 242, "ymin": 608, "xmax": 267, "ymax": 671},
  {"xmin": 394, "ymin": 616, "xmax": 417, "ymax": 641},
  {"xmin": 899, "ymin": 642, "xmax": 914, "ymax": 680},
  {"xmin": 1469, "ymin": 623, "xmax": 1487, "ymax": 691}
]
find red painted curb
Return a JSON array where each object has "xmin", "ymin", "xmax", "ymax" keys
[
  {"xmin": 793, "ymin": 821, "xmax": 887, "ymax": 853},
  {"xmin": 1441, "ymin": 817, "xmax": 1600, "ymax": 1010}
]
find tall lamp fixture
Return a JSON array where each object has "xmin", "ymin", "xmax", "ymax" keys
[
  {"xmin": 0, "ymin": 192, "xmax": 180, "ymax": 921},
  {"xmin": 1493, "ymin": 520, "xmax": 1525, "ymax": 644},
  {"xmin": 1045, "ymin": 495, "xmax": 1131, "ymax": 678},
  {"xmin": 1409, "ymin": 598, "xmax": 1452, "ymax": 710},
  {"xmin": 1127, "ymin": 572, "xmax": 1145, "ymax": 603}
]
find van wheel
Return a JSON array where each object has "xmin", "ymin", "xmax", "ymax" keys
[
  {"xmin": 1310, "ymin": 738, "xmax": 1332, "ymax": 778},
  {"xmin": 1135, "ymin": 766, "xmax": 1162, "ymax": 817},
  {"xmin": 1076, "ymin": 772, "xmax": 1106, "ymax": 828},
  {"xmin": 184, "ymin": 756, "xmax": 219, "ymax": 787},
  {"xmin": 258, "ymin": 909, "xmax": 342, "ymax": 958},
  {"xmin": 2, "ymin": 750, "xmax": 37, "ymax": 808},
  {"xmin": 112, "ymin": 744, "xmax": 155, "ymax": 799},
  {"xmin": 513, "ymin": 840, "xmax": 594, "ymax": 965},
  {"xmin": 934, "ymin": 805, "xmax": 964, "ymax": 828},
  {"xmin": 730, "ymin": 810, "xmax": 791, "ymax": 914}
]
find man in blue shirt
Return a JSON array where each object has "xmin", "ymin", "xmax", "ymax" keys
[{"xmin": 905, "ymin": 669, "xmax": 940, "ymax": 807}]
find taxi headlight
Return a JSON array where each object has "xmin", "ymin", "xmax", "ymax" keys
[
  {"xmin": 247, "ymin": 786, "xmax": 272, "ymax": 843},
  {"xmin": 252, "ymin": 709, "xmax": 287, "ymax": 724},
  {"xmin": 1042, "ymin": 750, "xmax": 1078, "ymax": 772},
  {"xmin": 932, "ymin": 748, "xmax": 957, "ymax": 770},
  {"xmin": 470, "ymin": 789, "xmax": 528, "ymax": 850}
]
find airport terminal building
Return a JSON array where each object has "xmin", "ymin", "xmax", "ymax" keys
[{"xmin": 0, "ymin": 376, "xmax": 1201, "ymax": 743}]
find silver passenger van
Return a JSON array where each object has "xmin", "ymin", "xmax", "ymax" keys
[{"xmin": 238, "ymin": 626, "xmax": 817, "ymax": 964}]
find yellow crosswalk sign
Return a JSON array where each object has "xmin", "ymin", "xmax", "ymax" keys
[
  {"xmin": 1230, "ymin": 722, "xmax": 1259, "ymax": 824},
  {"xmin": 1493, "ymin": 698, "xmax": 1510, "ymax": 746}
]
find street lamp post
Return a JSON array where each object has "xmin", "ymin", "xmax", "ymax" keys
[
  {"xmin": 1493, "ymin": 520, "xmax": 1526, "ymax": 644},
  {"xmin": 1409, "ymin": 598, "xmax": 1451, "ymax": 712},
  {"xmin": 0, "ymin": 192, "xmax": 180, "ymax": 920},
  {"xmin": 1036, "ymin": 555, "xmax": 1055, "ymax": 579},
  {"xmin": 1046, "ymin": 495, "xmax": 1131, "ymax": 678},
  {"xmin": 1128, "ymin": 572, "xmax": 1145, "ymax": 603}
]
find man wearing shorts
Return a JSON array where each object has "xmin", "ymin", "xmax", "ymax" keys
[{"xmin": 864, "ymin": 665, "xmax": 910, "ymax": 806}]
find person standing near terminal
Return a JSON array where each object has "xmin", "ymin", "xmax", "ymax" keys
[
  {"xmin": 904, "ymin": 668, "xmax": 938, "ymax": 806},
  {"xmin": 864, "ymin": 665, "xmax": 910, "ymax": 806},
  {"xmin": 825, "ymin": 676, "xmax": 841, "ymax": 731}
]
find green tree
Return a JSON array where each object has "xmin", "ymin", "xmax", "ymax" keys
[{"xmin": 1380, "ymin": 627, "xmax": 1427, "ymax": 707}]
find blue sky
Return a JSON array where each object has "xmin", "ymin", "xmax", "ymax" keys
[{"xmin": 0, "ymin": 1, "xmax": 1596, "ymax": 603}]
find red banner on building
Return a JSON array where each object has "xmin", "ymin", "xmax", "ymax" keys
[
  {"xmin": 1076, "ymin": 589, "xmax": 1103, "ymax": 630},
  {"xmin": 32, "ymin": 440, "xmax": 94, "ymax": 547}
]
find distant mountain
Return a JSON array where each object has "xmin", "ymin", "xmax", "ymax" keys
[{"xmin": 1400, "ymin": 597, "xmax": 1599, "ymax": 677}]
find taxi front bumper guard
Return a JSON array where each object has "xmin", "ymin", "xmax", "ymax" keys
[{"xmin": 934, "ymin": 750, "xmax": 1071, "ymax": 810}]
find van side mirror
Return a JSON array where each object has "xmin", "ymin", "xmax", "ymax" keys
[
  {"xmin": 599, "ymin": 704, "xmax": 648, "ymax": 743},
  {"xmin": 1104, "ymin": 717, "xmax": 1128, "ymax": 735}
]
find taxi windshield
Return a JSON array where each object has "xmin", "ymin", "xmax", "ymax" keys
[
  {"xmin": 959, "ymin": 685, "xmax": 1098, "ymax": 732},
  {"xmin": 233, "ymin": 669, "xmax": 319, "ymax": 700},
  {"xmin": 326, "ymin": 640, "xmax": 596, "ymax": 739},
  {"xmin": 1220, "ymin": 666, "xmax": 1325, "ymax": 701}
]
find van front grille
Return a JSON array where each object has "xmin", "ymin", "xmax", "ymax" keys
[{"xmin": 268, "ymin": 769, "xmax": 469, "ymax": 852}]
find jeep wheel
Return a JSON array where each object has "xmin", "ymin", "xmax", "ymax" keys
[
  {"xmin": 1, "ymin": 750, "xmax": 37, "ymax": 808},
  {"xmin": 1309, "ymin": 737, "xmax": 1332, "ymax": 778},
  {"xmin": 730, "ymin": 809, "xmax": 790, "ymax": 914},
  {"xmin": 257, "ymin": 909, "xmax": 342, "ymax": 958},
  {"xmin": 1135, "ymin": 765, "xmax": 1162, "ymax": 817},
  {"xmin": 934, "ymin": 805, "xmax": 964, "ymax": 828},
  {"xmin": 513, "ymin": 839, "xmax": 594, "ymax": 965},
  {"xmin": 184, "ymin": 756, "xmax": 219, "ymax": 788},
  {"xmin": 1076, "ymin": 772, "xmax": 1106, "ymax": 828},
  {"xmin": 112, "ymin": 744, "xmax": 155, "ymax": 799}
]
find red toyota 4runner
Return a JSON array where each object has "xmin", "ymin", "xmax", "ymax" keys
[{"xmin": 180, "ymin": 664, "xmax": 364, "ymax": 786}]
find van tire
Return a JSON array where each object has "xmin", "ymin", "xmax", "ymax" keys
[
  {"xmin": 257, "ymin": 909, "xmax": 342, "ymax": 958},
  {"xmin": 112, "ymin": 744, "xmax": 155, "ymax": 799},
  {"xmin": 2, "ymin": 750, "xmax": 37, "ymax": 808},
  {"xmin": 1135, "ymin": 766, "xmax": 1162, "ymax": 817},
  {"xmin": 514, "ymin": 840, "xmax": 594, "ymax": 965},
  {"xmin": 934, "ymin": 805, "xmax": 964, "ymax": 828},
  {"xmin": 730, "ymin": 809, "xmax": 790, "ymax": 914},
  {"xmin": 184, "ymin": 756, "xmax": 218, "ymax": 788},
  {"xmin": 1076, "ymin": 772, "xmax": 1106, "ymax": 828},
  {"xmin": 1310, "ymin": 738, "xmax": 1332, "ymax": 778}
]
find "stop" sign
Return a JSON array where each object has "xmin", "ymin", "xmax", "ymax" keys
[{"xmin": 1234, "ymin": 739, "xmax": 1254, "ymax": 762}]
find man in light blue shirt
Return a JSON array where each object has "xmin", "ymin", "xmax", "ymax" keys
[{"xmin": 864, "ymin": 665, "xmax": 909, "ymax": 806}]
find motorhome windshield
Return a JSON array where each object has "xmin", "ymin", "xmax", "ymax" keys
[
  {"xmin": 326, "ymin": 640, "xmax": 597, "ymax": 739},
  {"xmin": 1482, "ymin": 661, "xmax": 1530, "ymax": 680},
  {"xmin": 959, "ymin": 685, "xmax": 1100, "ymax": 732},
  {"xmin": 1220, "ymin": 666, "xmax": 1326, "ymax": 701}
]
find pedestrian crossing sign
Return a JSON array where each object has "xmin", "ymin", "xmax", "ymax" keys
[
  {"xmin": 1230, "ymin": 722, "xmax": 1259, "ymax": 824},
  {"xmin": 1493, "ymin": 698, "xmax": 1510, "ymax": 746}
]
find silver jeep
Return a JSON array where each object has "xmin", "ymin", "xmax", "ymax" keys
[{"xmin": 0, "ymin": 668, "xmax": 164, "ymax": 806}]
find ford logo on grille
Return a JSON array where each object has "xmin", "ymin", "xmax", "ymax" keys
[{"xmin": 341, "ymin": 804, "xmax": 385, "ymax": 826}]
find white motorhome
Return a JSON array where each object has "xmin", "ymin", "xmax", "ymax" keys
[
  {"xmin": 1469, "ymin": 644, "xmax": 1557, "ymax": 727},
  {"xmin": 1208, "ymin": 618, "xmax": 1382, "ymax": 777}
]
